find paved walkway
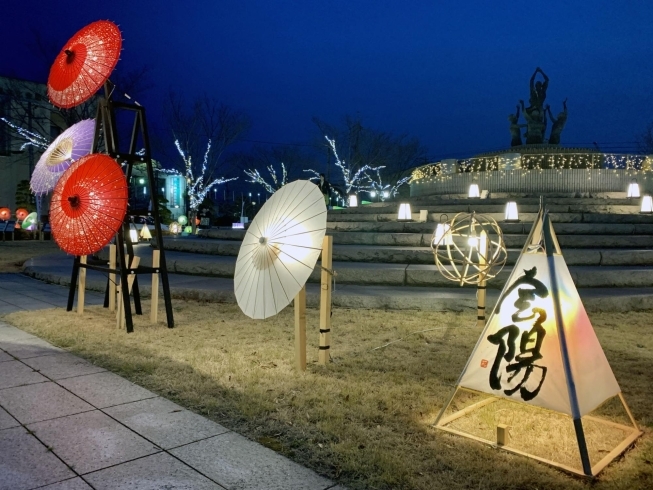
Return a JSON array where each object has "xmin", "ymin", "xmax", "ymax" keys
[{"xmin": 0, "ymin": 275, "xmax": 340, "ymax": 490}]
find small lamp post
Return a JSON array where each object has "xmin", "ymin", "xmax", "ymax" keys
[
  {"xmin": 397, "ymin": 203, "xmax": 412, "ymax": 221},
  {"xmin": 504, "ymin": 201, "xmax": 519, "ymax": 222}
]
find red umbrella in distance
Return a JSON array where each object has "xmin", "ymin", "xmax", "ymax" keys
[
  {"xmin": 15, "ymin": 208, "xmax": 29, "ymax": 221},
  {"xmin": 0, "ymin": 208, "xmax": 10, "ymax": 220},
  {"xmin": 48, "ymin": 20, "xmax": 122, "ymax": 109},
  {"xmin": 50, "ymin": 154, "xmax": 128, "ymax": 256}
]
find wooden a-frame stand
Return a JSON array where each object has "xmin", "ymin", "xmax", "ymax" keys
[
  {"xmin": 294, "ymin": 235, "xmax": 333, "ymax": 371},
  {"xmin": 67, "ymin": 82, "xmax": 174, "ymax": 332}
]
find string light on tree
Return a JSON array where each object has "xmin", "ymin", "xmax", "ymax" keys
[
  {"xmin": 244, "ymin": 162, "xmax": 288, "ymax": 194},
  {"xmin": 174, "ymin": 138, "xmax": 237, "ymax": 211}
]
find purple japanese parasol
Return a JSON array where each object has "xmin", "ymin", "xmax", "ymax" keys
[{"xmin": 30, "ymin": 119, "xmax": 95, "ymax": 195}]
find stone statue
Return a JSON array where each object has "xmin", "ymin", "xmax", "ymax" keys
[
  {"xmin": 547, "ymin": 99, "xmax": 568, "ymax": 144},
  {"xmin": 508, "ymin": 104, "xmax": 525, "ymax": 146},
  {"xmin": 527, "ymin": 67, "xmax": 549, "ymax": 115},
  {"xmin": 506, "ymin": 68, "xmax": 567, "ymax": 146},
  {"xmin": 520, "ymin": 100, "xmax": 546, "ymax": 145}
]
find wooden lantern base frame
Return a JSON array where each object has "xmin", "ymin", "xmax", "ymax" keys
[
  {"xmin": 294, "ymin": 235, "xmax": 334, "ymax": 371},
  {"xmin": 73, "ymin": 245, "xmax": 163, "ymax": 330},
  {"xmin": 434, "ymin": 387, "xmax": 642, "ymax": 477}
]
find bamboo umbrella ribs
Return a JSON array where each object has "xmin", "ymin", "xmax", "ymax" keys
[
  {"xmin": 49, "ymin": 154, "xmax": 128, "ymax": 256},
  {"xmin": 47, "ymin": 20, "xmax": 122, "ymax": 109},
  {"xmin": 234, "ymin": 180, "xmax": 328, "ymax": 319}
]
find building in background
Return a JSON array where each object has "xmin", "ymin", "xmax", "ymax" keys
[{"xmin": 0, "ymin": 75, "xmax": 67, "ymax": 211}]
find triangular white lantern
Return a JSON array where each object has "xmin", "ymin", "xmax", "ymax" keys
[
  {"xmin": 434, "ymin": 209, "xmax": 642, "ymax": 477},
  {"xmin": 468, "ymin": 183, "xmax": 480, "ymax": 198}
]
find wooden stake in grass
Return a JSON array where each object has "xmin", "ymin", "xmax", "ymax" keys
[
  {"xmin": 319, "ymin": 235, "xmax": 333, "ymax": 365},
  {"xmin": 294, "ymin": 285, "xmax": 307, "ymax": 371},
  {"xmin": 77, "ymin": 255, "xmax": 87, "ymax": 314},
  {"xmin": 150, "ymin": 249, "xmax": 160, "ymax": 324}
]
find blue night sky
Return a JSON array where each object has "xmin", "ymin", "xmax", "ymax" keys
[{"xmin": 2, "ymin": 1, "xmax": 652, "ymax": 163}]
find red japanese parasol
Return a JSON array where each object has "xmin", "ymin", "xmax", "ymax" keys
[
  {"xmin": 15, "ymin": 208, "xmax": 29, "ymax": 221},
  {"xmin": 0, "ymin": 208, "xmax": 10, "ymax": 220},
  {"xmin": 48, "ymin": 20, "xmax": 122, "ymax": 109},
  {"xmin": 50, "ymin": 153, "xmax": 128, "ymax": 256}
]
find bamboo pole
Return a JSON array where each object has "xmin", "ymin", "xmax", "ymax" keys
[
  {"xmin": 77, "ymin": 255, "xmax": 87, "ymax": 314},
  {"xmin": 294, "ymin": 285, "xmax": 307, "ymax": 371},
  {"xmin": 477, "ymin": 230, "xmax": 487, "ymax": 327},
  {"xmin": 108, "ymin": 244, "xmax": 117, "ymax": 312},
  {"xmin": 150, "ymin": 249, "xmax": 160, "ymax": 324},
  {"xmin": 319, "ymin": 236, "xmax": 333, "ymax": 365}
]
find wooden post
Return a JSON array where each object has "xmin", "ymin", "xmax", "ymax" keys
[
  {"xmin": 77, "ymin": 255, "xmax": 87, "ymax": 314},
  {"xmin": 150, "ymin": 249, "xmax": 160, "ymax": 324},
  {"xmin": 108, "ymin": 244, "xmax": 117, "ymax": 312},
  {"xmin": 477, "ymin": 230, "xmax": 487, "ymax": 328},
  {"xmin": 319, "ymin": 235, "xmax": 333, "ymax": 365},
  {"xmin": 116, "ymin": 256, "xmax": 141, "ymax": 330},
  {"xmin": 294, "ymin": 286, "xmax": 307, "ymax": 371},
  {"xmin": 496, "ymin": 424, "xmax": 509, "ymax": 446}
]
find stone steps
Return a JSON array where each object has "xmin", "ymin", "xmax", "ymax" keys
[
  {"xmin": 114, "ymin": 246, "xmax": 653, "ymax": 290},
  {"xmin": 156, "ymin": 237, "xmax": 653, "ymax": 266},
  {"xmin": 326, "ymin": 212, "xmax": 653, "ymax": 223},
  {"xmin": 201, "ymin": 221, "xmax": 653, "ymax": 236},
  {"xmin": 189, "ymin": 231, "xmax": 653, "ymax": 249}
]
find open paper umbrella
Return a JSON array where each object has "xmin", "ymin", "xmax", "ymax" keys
[
  {"xmin": 234, "ymin": 180, "xmax": 327, "ymax": 319},
  {"xmin": 0, "ymin": 208, "xmax": 10, "ymax": 220},
  {"xmin": 48, "ymin": 20, "xmax": 122, "ymax": 109},
  {"xmin": 15, "ymin": 208, "xmax": 29, "ymax": 221},
  {"xmin": 21, "ymin": 212, "xmax": 38, "ymax": 230},
  {"xmin": 30, "ymin": 119, "xmax": 95, "ymax": 195},
  {"xmin": 50, "ymin": 153, "xmax": 128, "ymax": 256}
]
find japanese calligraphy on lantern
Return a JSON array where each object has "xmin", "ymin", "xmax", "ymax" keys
[{"xmin": 459, "ymin": 253, "xmax": 620, "ymax": 416}]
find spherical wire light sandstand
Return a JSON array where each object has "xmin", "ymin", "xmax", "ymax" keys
[{"xmin": 431, "ymin": 212, "xmax": 507, "ymax": 326}]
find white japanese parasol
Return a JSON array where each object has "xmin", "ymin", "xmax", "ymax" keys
[{"xmin": 234, "ymin": 180, "xmax": 327, "ymax": 319}]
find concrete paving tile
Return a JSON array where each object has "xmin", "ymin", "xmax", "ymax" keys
[
  {"xmin": 104, "ymin": 397, "xmax": 229, "ymax": 449},
  {"xmin": 0, "ymin": 350, "xmax": 13, "ymax": 362},
  {"xmin": 28, "ymin": 410, "xmax": 161, "ymax": 474},
  {"xmin": 170, "ymin": 431, "xmax": 334, "ymax": 490},
  {"xmin": 84, "ymin": 452, "xmax": 223, "ymax": 489},
  {"xmin": 0, "ymin": 405, "xmax": 19, "ymax": 430},
  {"xmin": 40, "ymin": 478, "xmax": 94, "ymax": 489},
  {"xmin": 0, "ymin": 322, "xmax": 38, "ymax": 341},
  {"xmin": 0, "ymin": 382, "xmax": 94, "ymax": 424},
  {"xmin": 0, "ymin": 426, "xmax": 75, "ymax": 490},
  {"xmin": 0, "ymin": 360, "xmax": 48, "ymax": 389},
  {"xmin": 0, "ymin": 337, "xmax": 64, "ymax": 359},
  {"xmin": 58, "ymin": 371, "xmax": 156, "ymax": 409},
  {"xmin": 0, "ymin": 305, "xmax": 22, "ymax": 314},
  {"xmin": 22, "ymin": 352, "xmax": 106, "ymax": 380}
]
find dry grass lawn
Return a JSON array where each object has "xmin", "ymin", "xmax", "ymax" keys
[{"xmin": 3, "ymin": 302, "xmax": 653, "ymax": 490}]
